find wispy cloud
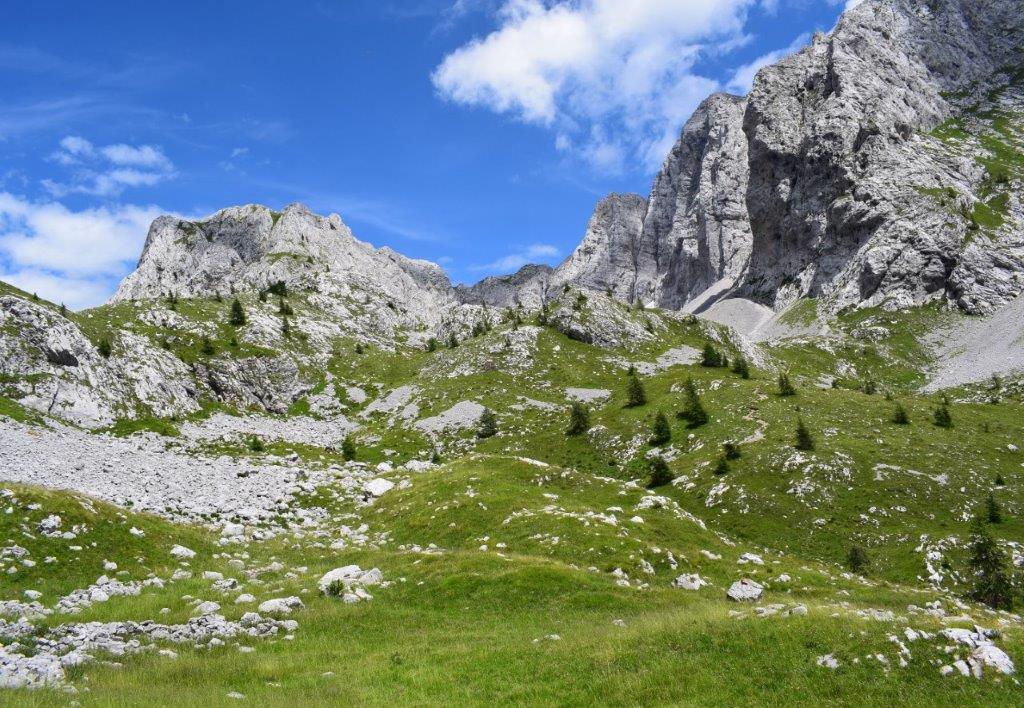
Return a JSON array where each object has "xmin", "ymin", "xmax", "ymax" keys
[{"xmin": 42, "ymin": 135, "xmax": 176, "ymax": 197}]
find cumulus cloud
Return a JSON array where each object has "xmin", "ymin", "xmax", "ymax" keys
[
  {"xmin": 726, "ymin": 32, "xmax": 809, "ymax": 93},
  {"xmin": 470, "ymin": 243, "xmax": 560, "ymax": 273},
  {"xmin": 433, "ymin": 0, "xmax": 755, "ymax": 173},
  {"xmin": 0, "ymin": 192, "xmax": 164, "ymax": 308},
  {"xmin": 44, "ymin": 136, "xmax": 175, "ymax": 197}
]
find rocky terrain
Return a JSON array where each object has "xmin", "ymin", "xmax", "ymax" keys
[{"xmin": 2, "ymin": 0, "xmax": 1024, "ymax": 703}]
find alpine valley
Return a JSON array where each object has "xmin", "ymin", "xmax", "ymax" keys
[{"xmin": 2, "ymin": 0, "xmax": 1024, "ymax": 704}]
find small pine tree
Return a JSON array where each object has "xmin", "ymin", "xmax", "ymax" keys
[
  {"xmin": 986, "ymin": 493, "xmax": 1003, "ymax": 524},
  {"xmin": 648, "ymin": 411, "xmax": 671, "ymax": 447},
  {"xmin": 59, "ymin": 303, "xmax": 67, "ymax": 316},
  {"xmin": 341, "ymin": 435, "xmax": 356, "ymax": 461},
  {"xmin": 713, "ymin": 456, "xmax": 730, "ymax": 475},
  {"xmin": 933, "ymin": 405, "xmax": 953, "ymax": 428},
  {"xmin": 732, "ymin": 356, "xmax": 750, "ymax": 379},
  {"xmin": 721, "ymin": 354, "xmax": 729, "ymax": 369},
  {"xmin": 281, "ymin": 316, "xmax": 292, "ymax": 339},
  {"xmin": 566, "ymin": 402, "xmax": 590, "ymax": 437},
  {"xmin": 201, "ymin": 337, "xmax": 216, "ymax": 355},
  {"xmin": 430, "ymin": 448, "xmax": 442, "ymax": 464},
  {"xmin": 794, "ymin": 417, "xmax": 815, "ymax": 451},
  {"xmin": 967, "ymin": 517, "xmax": 1015, "ymax": 610},
  {"xmin": 700, "ymin": 343, "xmax": 722, "ymax": 368},
  {"xmin": 97, "ymin": 337, "xmax": 112, "ymax": 358},
  {"xmin": 472, "ymin": 321, "xmax": 485, "ymax": 337},
  {"xmin": 477, "ymin": 408, "xmax": 498, "ymax": 439},
  {"xmin": 448, "ymin": 334, "xmax": 459, "ymax": 349},
  {"xmin": 248, "ymin": 436, "xmax": 265, "ymax": 453},
  {"xmin": 995, "ymin": 474, "xmax": 1006, "ymax": 487},
  {"xmin": 278, "ymin": 297, "xmax": 293, "ymax": 316},
  {"xmin": 229, "ymin": 336, "xmax": 238, "ymax": 348},
  {"xmin": 625, "ymin": 372, "xmax": 647, "ymax": 408},
  {"xmin": 892, "ymin": 403, "xmax": 910, "ymax": 425},
  {"xmin": 426, "ymin": 337, "xmax": 438, "ymax": 353},
  {"xmin": 723, "ymin": 441, "xmax": 741, "ymax": 460},
  {"xmin": 646, "ymin": 457, "xmax": 673, "ymax": 489},
  {"xmin": 847, "ymin": 545, "xmax": 870, "ymax": 574},
  {"xmin": 354, "ymin": 342, "xmax": 364, "ymax": 355},
  {"xmin": 677, "ymin": 378, "xmax": 708, "ymax": 428},
  {"xmin": 778, "ymin": 372, "xmax": 796, "ymax": 396},
  {"xmin": 258, "ymin": 290, "xmax": 268, "ymax": 303},
  {"xmin": 863, "ymin": 379, "xmax": 878, "ymax": 395},
  {"xmin": 229, "ymin": 298, "xmax": 247, "ymax": 326}
]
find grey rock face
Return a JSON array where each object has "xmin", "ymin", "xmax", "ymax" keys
[
  {"xmin": 455, "ymin": 264, "xmax": 553, "ymax": 310},
  {"xmin": 553, "ymin": 194, "xmax": 648, "ymax": 304},
  {"xmin": 539, "ymin": 0, "xmax": 1024, "ymax": 316},
  {"xmin": 193, "ymin": 355, "xmax": 308, "ymax": 414}
]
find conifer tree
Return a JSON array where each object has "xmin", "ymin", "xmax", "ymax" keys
[
  {"xmin": 701, "ymin": 343, "xmax": 722, "ymax": 368},
  {"xmin": 713, "ymin": 456, "xmax": 730, "ymax": 475},
  {"xmin": 967, "ymin": 517, "xmax": 1016, "ymax": 610},
  {"xmin": 341, "ymin": 435, "xmax": 356, "ymax": 461},
  {"xmin": 794, "ymin": 417, "xmax": 815, "ymax": 451},
  {"xmin": 732, "ymin": 356, "xmax": 750, "ymax": 379},
  {"xmin": 723, "ymin": 441, "xmax": 741, "ymax": 460},
  {"xmin": 847, "ymin": 546, "xmax": 870, "ymax": 574},
  {"xmin": 892, "ymin": 403, "xmax": 910, "ymax": 425},
  {"xmin": 646, "ymin": 457, "xmax": 673, "ymax": 489},
  {"xmin": 477, "ymin": 408, "xmax": 498, "ymax": 439},
  {"xmin": 933, "ymin": 404, "xmax": 953, "ymax": 428},
  {"xmin": 97, "ymin": 337, "xmax": 112, "ymax": 358},
  {"xmin": 566, "ymin": 402, "xmax": 590, "ymax": 437},
  {"xmin": 625, "ymin": 372, "xmax": 647, "ymax": 407},
  {"xmin": 778, "ymin": 372, "xmax": 796, "ymax": 396},
  {"xmin": 677, "ymin": 377, "xmax": 707, "ymax": 428},
  {"xmin": 281, "ymin": 316, "xmax": 291, "ymax": 339},
  {"xmin": 649, "ymin": 411, "xmax": 671, "ymax": 446},
  {"xmin": 201, "ymin": 337, "xmax": 215, "ymax": 355},
  {"xmin": 229, "ymin": 298, "xmax": 247, "ymax": 326},
  {"xmin": 426, "ymin": 338, "xmax": 438, "ymax": 352},
  {"xmin": 987, "ymin": 493, "xmax": 1003, "ymax": 524}
]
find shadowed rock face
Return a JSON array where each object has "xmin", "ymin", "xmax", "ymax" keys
[{"xmin": 543, "ymin": 0, "xmax": 1024, "ymax": 315}]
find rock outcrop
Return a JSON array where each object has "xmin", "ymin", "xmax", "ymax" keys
[{"xmin": 542, "ymin": 0, "xmax": 1024, "ymax": 315}]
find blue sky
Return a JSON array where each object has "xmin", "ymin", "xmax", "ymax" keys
[{"xmin": 0, "ymin": 0, "xmax": 854, "ymax": 308}]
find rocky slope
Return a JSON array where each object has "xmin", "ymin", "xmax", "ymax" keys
[{"xmin": 475, "ymin": 0, "xmax": 1023, "ymax": 316}]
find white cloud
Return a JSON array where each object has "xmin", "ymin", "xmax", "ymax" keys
[
  {"xmin": 0, "ymin": 192, "xmax": 165, "ymax": 308},
  {"xmin": 470, "ymin": 243, "xmax": 560, "ymax": 273},
  {"xmin": 433, "ymin": 0, "xmax": 755, "ymax": 172},
  {"xmin": 45, "ymin": 136, "xmax": 175, "ymax": 197},
  {"xmin": 726, "ymin": 32, "xmax": 809, "ymax": 94}
]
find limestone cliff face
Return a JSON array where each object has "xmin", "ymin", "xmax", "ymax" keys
[{"xmin": 548, "ymin": 0, "xmax": 1024, "ymax": 314}]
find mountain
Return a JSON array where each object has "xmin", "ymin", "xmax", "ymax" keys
[
  {"xmin": 503, "ymin": 0, "xmax": 1023, "ymax": 316},
  {"xmin": 4, "ymin": 0, "xmax": 1024, "ymax": 700}
]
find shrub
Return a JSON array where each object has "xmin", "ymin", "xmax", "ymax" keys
[
  {"xmin": 713, "ymin": 456, "xmax": 730, "ymax": 475},
  {"xmin": 248, "ymin": 436, "xmax": 265, "ymax": 453},
  {"xmin": 778, "ymin": 372, "xmax": 796, "ymax": 396},
  {"xmin": 648, "ymin": 411, "xmax": 671, "ymax": 446},
  {"xmin": 625, "ymin": 372, "xmax": 647, "ymax": 408},
  {"xmin": 847, "ymin": 546, "xmax": 870, "ymax": 574},
  {"xmin": 863, "ymin": 379, "xmax": 877, "ymax": 395},
  {"xmin": 794, "ymin": 417, "xmax": 815, "ymax": 451},
  {"xmin": 723, "ymin": 441, "xmax": 741, "ymax": 460},
  {"xmin": 646, "ymin": 457, "xmax": 673, "ymax": 489},
  {"xmin": 477, "ymin": 408, "xmax": 498, "ymax": 439},
  {"xmin": 97, "ymin": 337, "xmax": 113, "ymax": 358},
  {"xmin": 426, "ymin": 338, "xmax": 438, "ymax": 352},
  {"xmin": 281, "ymin": 317, "xmax": 292, "ymax": 339},
  {"xmin": 677, "ymin": 378, "xmax": 707, "ymax": 428},
  {"xmin": 201, "ymin": 337, "xmax": 216, "ymax": 355},
  {"xmin": 566, "ymin": 402, "xmax": 590, "ymax": 437},
  {"xmin": 995, "ymin": 474, "xmax": 1006, "ymax": 487}
]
